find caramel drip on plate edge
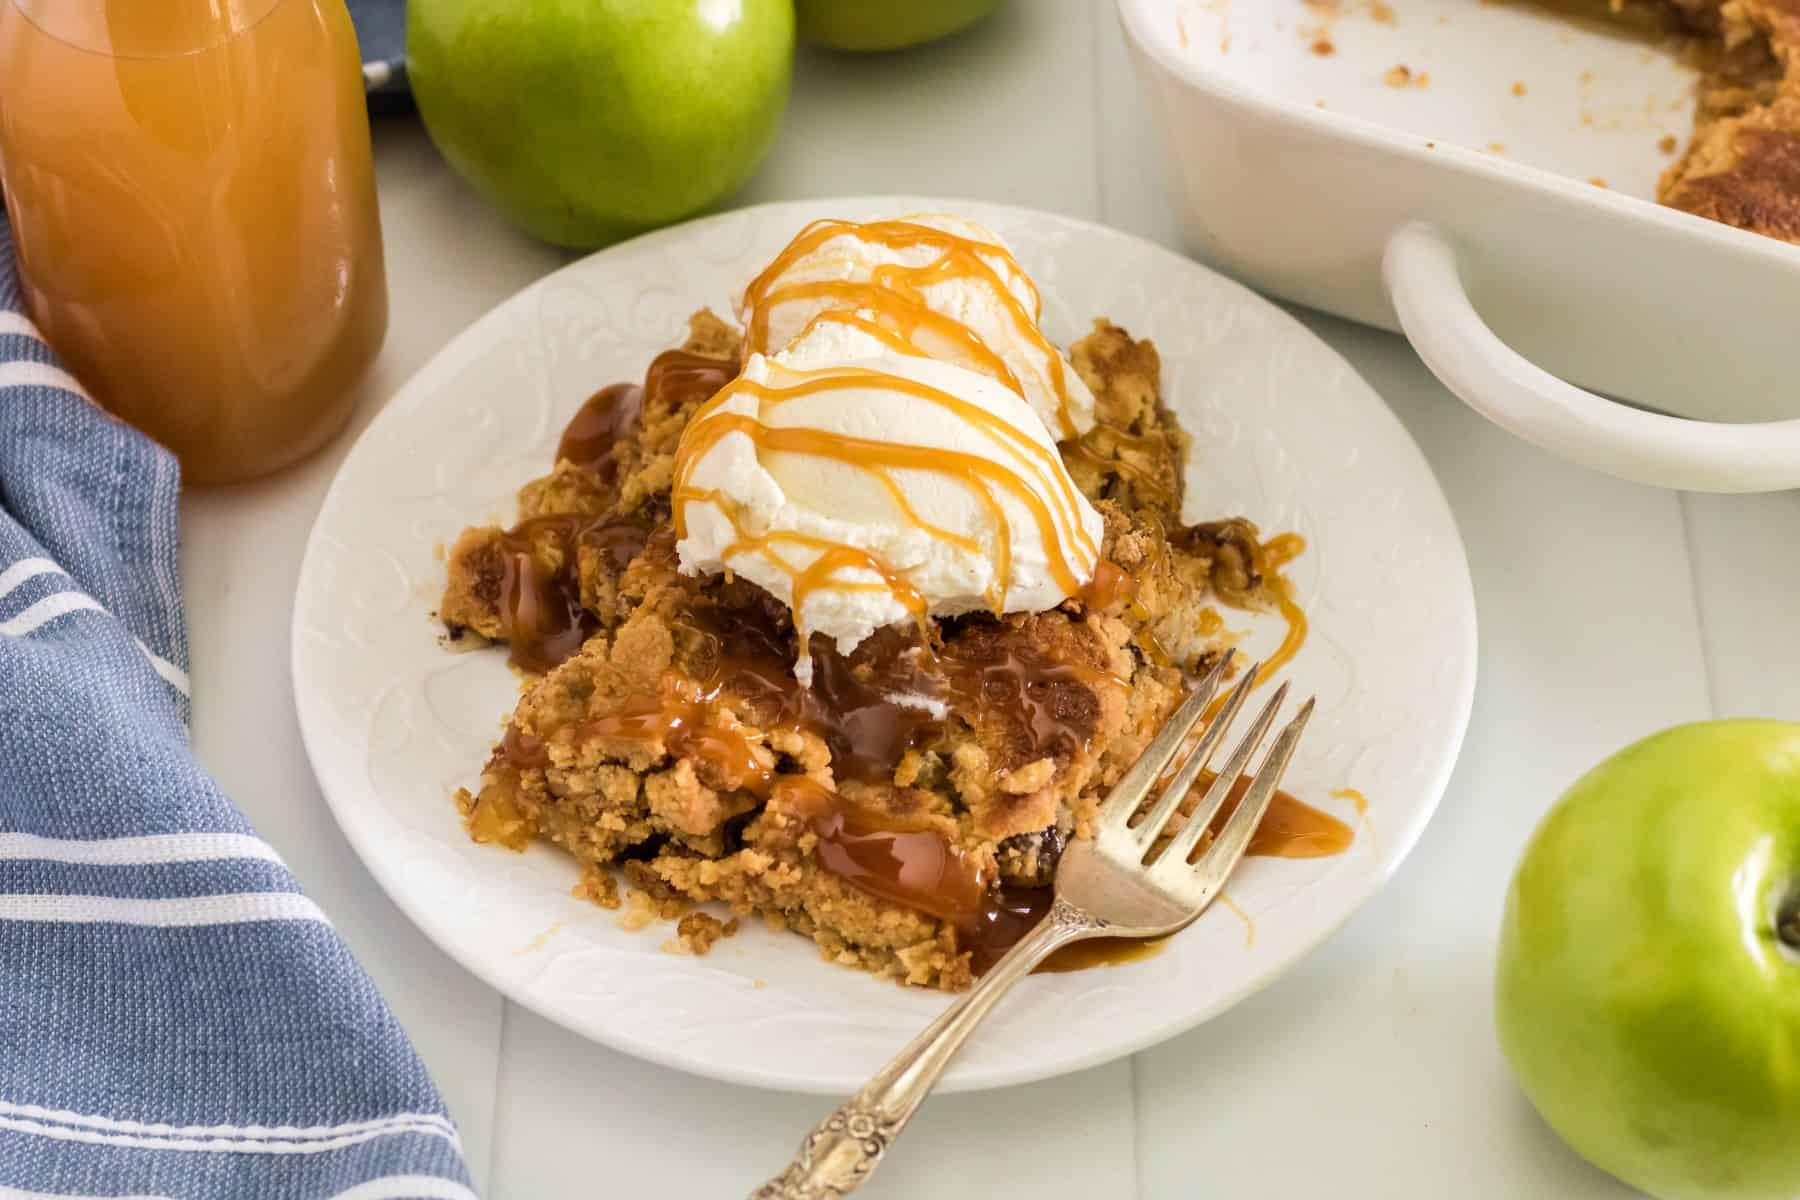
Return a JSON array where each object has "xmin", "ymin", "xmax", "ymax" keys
[
  {"xmin": 740, "ymin": 217, "xmax": 1085, "ymax": 438},
  {"xmin": 1196, "ymin": 770, "xmax": 1355, "ymax": 860},
  {"xmin": 1332, "ymin": 787, "xmax": 1369, "ymax": 818},
  {"xmin": 1201, "ymin": 534, "xmax": 1310, "ymax": 727}
]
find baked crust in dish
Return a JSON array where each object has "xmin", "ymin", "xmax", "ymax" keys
[{"xmin": 1582, "ymin": 0, "xmax": 1800, "ymax": 240}]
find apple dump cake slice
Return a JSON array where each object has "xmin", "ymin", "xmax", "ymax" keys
[{"xmin": 441, "ymin": 217, "xmax": 1352, "ymax": 990}]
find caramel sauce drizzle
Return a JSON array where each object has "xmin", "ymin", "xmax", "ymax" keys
[
  {"xmin": 1332, "ymin": 787, "xmax": 1368, "ymax": 818},
  {"xmin": 557, "ymin": 382, "xmax": 642, "ymax": 478},
  {"xmin": 518, "ymin": 616, "xmax": 1342, "ymax": 973},
  {"xmin": 1262, "ymin": 532, "xmax": 1306, "ymax": 569},
  {"xmin": 1062, "ymin": 421, "xmax": 1174, "ymax": 507},
  {"xmin": 556, "ymin": 350, "xmax": 730, "ymax": 478},
  {"xmin": 740, "ymin": 218, "xmax": 1086, "ymax": 438},
  {"xmin": 1264, "ymin": 576, "xmax": 1310, "ymax": 684},
  {"xmin": 679, "ymin": 486, "xmax": 936, "ymax": 636},
  {"xmin": 963, "ymin": 884, "xmax": 1171, "ymax": 975},
  {"xmin": 1204, "ymin": 533, "xmax": 1311, "ymax": 724},
  {"xmin": 514, "ymin": 598, "xmax": 1127, "ymax": 788},
  {"xmin": 1080, "ymin": 562, "xmax": 1170, "ymax": 667},
  {"xmin": 775, "ymin": 778, "xmax": 1173, "ymax": 973},
  {"xmin": 955, "ymin": 769, "xmax": 1353, "ymax": 971},
  {"xmin": 1078, "ymin": 560, "xmax": 1138, "ymax": 610},
  {"xmin": 1040, "ymin": 934, "xmax": 1169, "ymax": 972},
  {"xmin": 786, "ymin": 293, "xmax": 1025, "ymax": 398},
  {"xmin": 1192, "ymin": 770, "xmax": 1356, "ymax": 860},
  {"xmin": 581, "ymin": 673, "xmax": 777, "ymax": 797},
  {"xmin": 487, "ymin": 615, "xmax": 1122, "ymax": 952},
  {"xmin": 671, "ymin": 366, "xmax": 1098, "ymax": 644},
  {"xmin": 798, "ymin": 365, "xmax": 1096, "ymax": 558},
  {"xmin": 493, "ymin": 514, "xmax": 602, "ymax": 675},
  {"xmin": 774, "ymin": 777, "xmax": 987, "ymax": 926},
  {"xmin": 489, "ymin": 349, "xmax": 735, "ymax": 674},
  {"xmin": 1217, "ymin": 892, "xmax": 1256, "ymax": 947}
]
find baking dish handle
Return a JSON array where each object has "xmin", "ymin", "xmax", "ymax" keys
[{"xmin": 1381, "ymin": 222, "xmax": 1800, "ymax": 493}]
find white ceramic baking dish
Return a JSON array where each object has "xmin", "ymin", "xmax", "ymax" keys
[{"xmin": 1119, "ymin": 0, "xmax": 1800, "ymax": 492}]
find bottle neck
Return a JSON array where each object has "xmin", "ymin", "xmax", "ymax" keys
[{"xmin": 10, "ymin": 0, "xmax": 287, "ymax": 59}]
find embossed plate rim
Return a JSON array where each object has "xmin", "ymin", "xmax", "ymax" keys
[{"xmin": 292, "ymin": 196, "xmax": 1478, "ymax": 1094}]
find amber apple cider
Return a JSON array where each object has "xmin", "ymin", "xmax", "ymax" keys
[{"xmin": 0, "ymin": 0, "xmax": 387, "ymax": 482}]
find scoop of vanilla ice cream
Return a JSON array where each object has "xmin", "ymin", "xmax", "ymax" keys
[
  {"xmin": 674, "ymin": 321, "xmax": 1103, "ymax": 668},
  {"xmin": 739, "ymin": 214, "xmax": 1097, "ymax": 441}
]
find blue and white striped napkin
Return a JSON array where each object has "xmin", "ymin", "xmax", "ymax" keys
[
  {"xmin": 351, "ymin": 0, "xmax": 408, "ymax": 100},
  {"xmin": 0, "ymin": 223, "xmax": 473, "ymax": 1198}
]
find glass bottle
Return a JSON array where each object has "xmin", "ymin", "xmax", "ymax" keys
[{"xmin": 0, "ymin": 0, "xmax": 388, "ymax": 483}]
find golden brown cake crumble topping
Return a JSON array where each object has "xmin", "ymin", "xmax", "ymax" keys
[{"xmin": 440, "ymin": 255, "xmax": 1352, "ymax": 990}]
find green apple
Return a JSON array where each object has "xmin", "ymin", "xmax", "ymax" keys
[
  {"xmin": 1497, "ymin": 721, "xmax": 1800, "ymax": 1200},
  {"xmin": 795, "ymin": 0, "xmax": 1004, "ymax": 51},
  {"xmin": 408, "ymin": 0, "xmax": 794, "ymax": 249}
]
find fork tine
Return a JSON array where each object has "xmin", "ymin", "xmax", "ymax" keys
[
  {"xmin": 1153, "ymin": 683, "xmax": 1293, "ymax": 870},
  {"xmin": 1126, "ymin": 669, "xmax": 1268, "ymax": 851},
  {"xmin": 1172, "ymin": 698, "xmax": 1314, "ymax": 893},
  {"xmin": 1096, "ymin": 652, "xmax": 1236, "ymax": 828}
]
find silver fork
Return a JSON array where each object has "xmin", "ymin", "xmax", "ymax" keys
[{"xmin": 751, "ymin": 651, "xmax": 1312, "ymax": 1199}]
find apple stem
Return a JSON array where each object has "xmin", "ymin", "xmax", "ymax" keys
[{"xmin": 1782, "ymin": 899, "xmax": 1800, "ymax": 953}]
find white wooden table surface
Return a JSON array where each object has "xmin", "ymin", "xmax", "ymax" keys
[{"xmin": 180, "ymin": 4, "xmax": 1800, "ymax": 1196}]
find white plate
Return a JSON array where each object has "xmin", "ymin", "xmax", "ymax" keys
[{"xmin": 292, "ymin": 197, "xmax": 1477, "ymax": 1095}]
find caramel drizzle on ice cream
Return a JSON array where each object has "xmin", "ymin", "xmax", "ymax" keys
[
  {"xmin": 672, "ymin": 364, "xmax": 1098, "ymax": 652},
  {"xmin": 741, "ymin": 218, "xmax": 1086, "ymax": 439}
]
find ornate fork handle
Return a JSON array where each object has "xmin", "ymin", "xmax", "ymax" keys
[{"xmin": 750, "ymin": 897, "xmax": 1102, "ymax": 1199}]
